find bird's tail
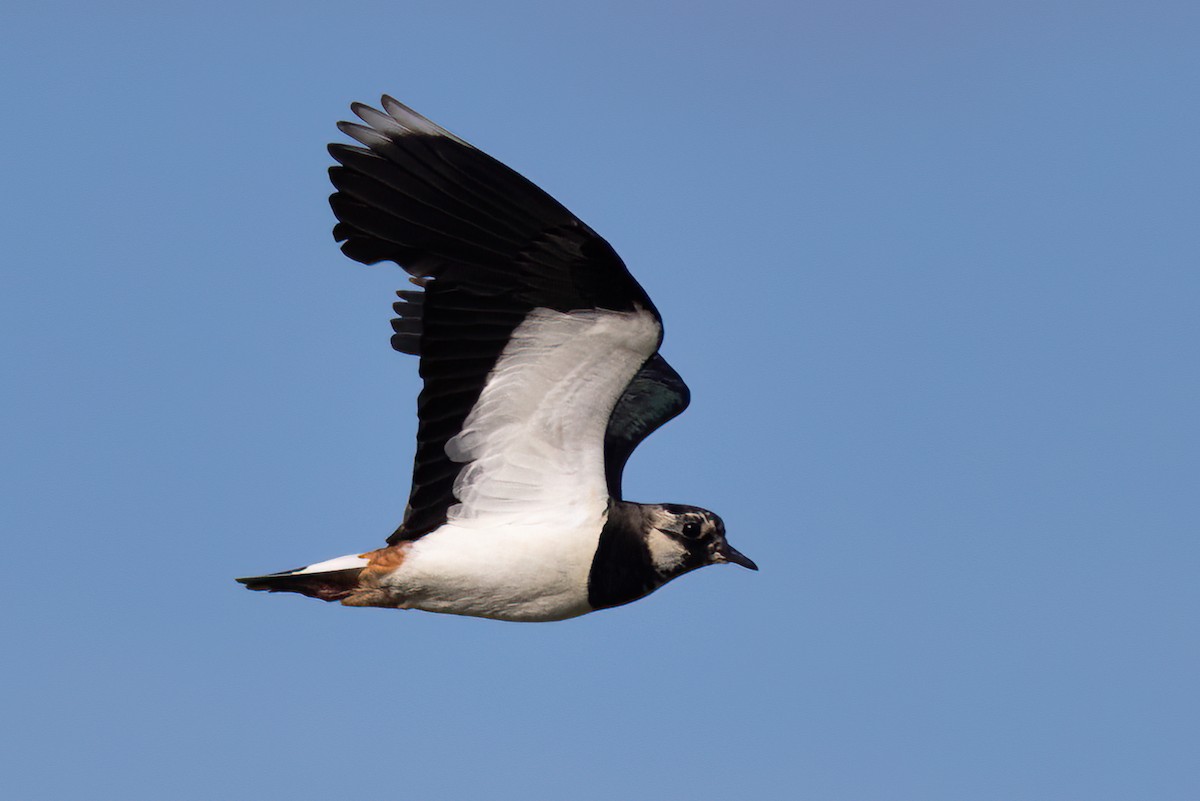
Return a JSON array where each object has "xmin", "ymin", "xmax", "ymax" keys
[{"xmin": 236, "ymin": 553, "xmax": 369, "ymax": 602}]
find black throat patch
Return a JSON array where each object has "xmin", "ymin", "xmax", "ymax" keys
[{"xmin": 587, "ymin": 501, "xmax": 663, "ymax": 611}]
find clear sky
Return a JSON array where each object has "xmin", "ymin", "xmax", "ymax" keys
[{"xmin": 2, "ymin": 1, "xmax": 1197, "ymax": 799}]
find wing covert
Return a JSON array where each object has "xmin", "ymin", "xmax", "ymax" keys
[{"xmin": 603, "ymin": 354, "xmax": 691, "ymax": 499}]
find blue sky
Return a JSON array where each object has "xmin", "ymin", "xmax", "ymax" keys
[{"xmin": 2, "ymin": 1, "xmax": 1197, "ymax": 799}]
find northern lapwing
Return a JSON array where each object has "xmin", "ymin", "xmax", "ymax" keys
[{"xmin": 237, "ymin": 97, "xmax": 757, "ymax": 621}]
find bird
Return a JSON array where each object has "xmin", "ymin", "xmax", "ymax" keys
[{"xmin": 236, "ymin": 96, "xmax": 756, "ymax": 622}]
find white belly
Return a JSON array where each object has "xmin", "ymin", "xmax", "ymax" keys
[{"xmin": 383, "ymin": 520, "xmax": 600, "ymax": 622}]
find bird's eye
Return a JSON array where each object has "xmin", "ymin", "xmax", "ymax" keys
[{"xmin": 681, "ymin": 521, "xmax": 703, "ymax": 539}]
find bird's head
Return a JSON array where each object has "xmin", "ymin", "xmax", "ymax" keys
[{"xmin": 645, "ymin": 504, "xmax": 758, "ymax": 578}]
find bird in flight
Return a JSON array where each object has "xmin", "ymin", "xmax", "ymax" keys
[{"xmin": 237, "ymin": 97, "xmax": 756, "ymax": 621}]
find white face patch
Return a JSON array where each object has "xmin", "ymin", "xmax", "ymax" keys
[{"xmin": 645, "ymin": 528, "xmax": 688, "ymax": 573}]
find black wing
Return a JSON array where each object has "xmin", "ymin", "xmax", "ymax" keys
[
  {"xmin": 603, "ymin": 354, "xmax": 691, "ymax": 499},
  {"xmin": 327, "ymin": 97, "xmax": 661, "ymax": 542}
]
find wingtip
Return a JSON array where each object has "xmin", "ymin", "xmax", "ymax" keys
[{"xmin": 380, "ymin": 94, "xmax": 410, "ymax": 116}]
